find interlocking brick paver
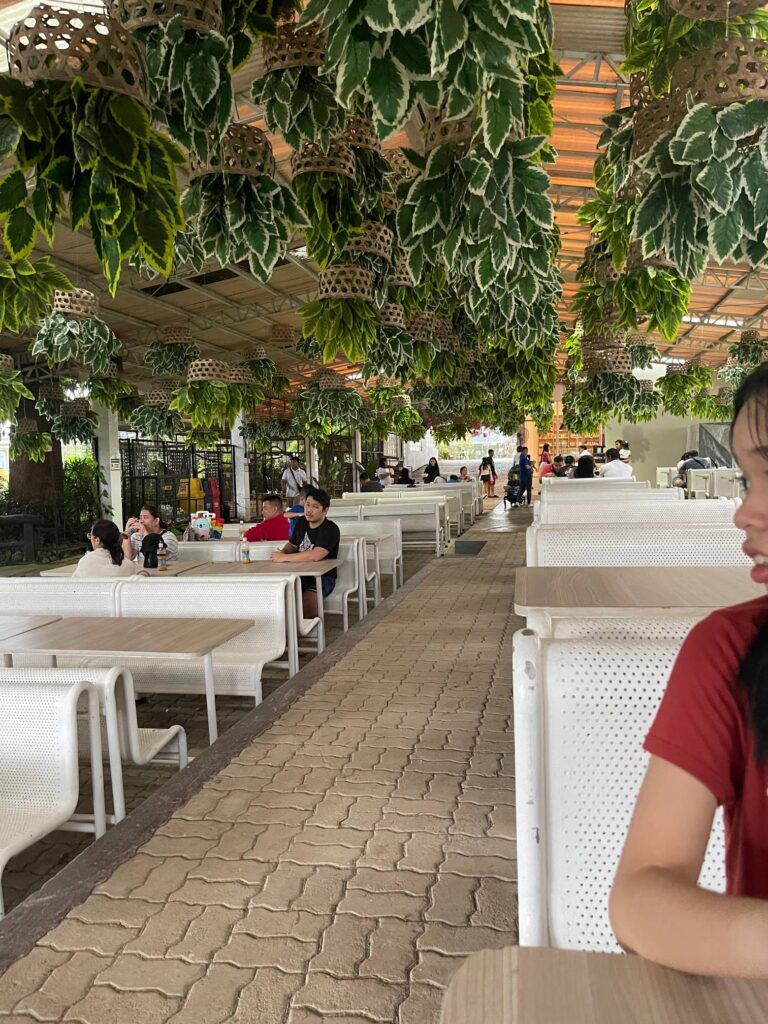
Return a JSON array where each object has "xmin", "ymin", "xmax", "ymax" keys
[{"xmin": 0, "ymin": 523, "xmax": 524, "ymax": 1024}]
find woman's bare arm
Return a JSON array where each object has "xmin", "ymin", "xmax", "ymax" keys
[{"xmin": 610, "ymin": 756, "xmax": 768, "ymax": 977}]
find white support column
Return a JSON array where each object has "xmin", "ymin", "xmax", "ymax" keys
[
  {"xmin": 306, "ymin": 439, "xmax": 318, "ymax": 485},
  {"xmin": 352, "ymin": 430, "xmax": 362, "ymax": 490},
  {"xmin": 93, "ymin": 403, "xmax": 123, "ymax": 526},
  {"xmin": 231, "ymin": 414, "xmax": 250, "ymax": 521}
]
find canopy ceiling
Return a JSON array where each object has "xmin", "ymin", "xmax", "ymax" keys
[{"xmin": 1, "ymin": 0, "xmax": 762, "ymax": 391}]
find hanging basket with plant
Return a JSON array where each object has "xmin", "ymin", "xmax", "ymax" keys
[
  {"xmin": 291, "ymin": 138, "xmax": 363, "ymax": 268},
  {"xmin": 170, "ymin": 358, "xmax": 252, "ymax": 428},
  {"xmin": 0, "ymin": 254, "xmax": 73, "ymax": 333},
  {"xmin": 0, "ymin": 7, "xmax": 185, "ymax": 293},
  {"xmin": 30, "ymin": 291, "xmax": 121, "ymax": 375},
  {"xmin": 129, "ymin": 400, "xmax": 184, "ymax": 438},
  {"xmin": 9, "ymin": 416, "xmax": 52, "ymax": 462},
  {"xmin": 113, "ymin": 0, "xmax": 234, "ymax": 165},
  {"xmin": 51, "ymin": 398, "xmax": 99, "ymax": 444},
  {"xmin": 292, "ymin": 371, "xmax": 363, "ymax": 441},
  {"xmin": 35, "ymin": 379, "xmax": 65, "ymax": 419},
  {"xmin": 343, "ymin": 115, "xmax": 397, "ymax": 221},
  {"xmin": 657, "ymin": 361, "xmax": 714, "ymax": 417},
  {"xmin": 184, "ymin": 123, "xmax": 306, "ymax": 281},
  {"xmin": 300, "ymin": 264, "xmax": 378, "ymax": 363},
  {"xmin": 0, "ymin": 352, "xmax": 33, "ymax": 422},
  {"xmin": 88, "ymin": 368, "xmax": 134, "ymax": 413},
  {"xmin": 728, "ymin": 328, "xmax": 768, "ymax": 368},
  {"xmin": 251, "ymin": 21, "xmax": 345, "ymax": 151},
  {"xmin": 145, "ymin": 339, "xmax": 200, "ymax": 376}
]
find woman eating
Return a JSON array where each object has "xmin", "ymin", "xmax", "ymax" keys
[
  {"xmin": 610, "ymin": 362, "xmax": 768, "ymax": 977},
  {"xmin": 124, "ymin": 505, "xmax": 179, "ymax": 565},
  {"xmin": 73, "ymin": 520, "xmax": 139, "ymax": 577}
]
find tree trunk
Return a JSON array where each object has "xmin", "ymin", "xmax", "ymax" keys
[{"xmin": 8, "ymin": 398, "xmax": 63, "ymax": 505}]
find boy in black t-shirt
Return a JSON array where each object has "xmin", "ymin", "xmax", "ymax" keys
[{"xmin": 271, "ymin": 486, "xmax": 340, "ymax": 618}]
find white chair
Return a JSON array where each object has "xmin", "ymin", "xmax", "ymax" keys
[
  {"xmin": 0, "ymin": 674, "xmax": 106, "ymax": 918},
  {"xmin": 526, "ymin": 524, "xmax": 750, "ymax": 567},
  {"xmin": 0, "ymin": 667, "xmax": 186, "ymax": 824},
  {"xmin": 324, "ymin": 539, "xmax": 362, "ymax": 632},
  {"xmin": 326, "ymin": 505, "xmax": 363, "ymax": 520},
  {"xmin": 512, "ymin": 629, "xmax": 725, "ymax": 952},
  {"xmin": 712, "ymin": 468, "xmax": 741, "ymax": 500}
]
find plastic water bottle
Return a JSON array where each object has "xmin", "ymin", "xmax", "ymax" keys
[
  {"xmin": 238, "ymin": 520, "xmax": 245, "ymax": 542},
  {"xmin": 240, "ymin": 536, "xmax": 250, "ymax": 565},
  {"xmin": 157, "ymin": 543, "xmax": 168, "ymax": 572}
]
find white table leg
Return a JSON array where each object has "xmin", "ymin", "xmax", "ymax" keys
[
  {"xmin": 86, "ymin": 689, "xmax": 107, "ymax": 838},
  {"xmin": 203, "ymin": 652, "xmax": 218, "ymax": 743}
]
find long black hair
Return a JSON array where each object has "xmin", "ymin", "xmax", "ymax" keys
[
  {"xmin": 91, "ymin": 519, "xmax": 124, "ymax": 566},
  {"xmin": 733, "ymin": 364, "xmax": 768, "ymax": 760},
  {"xmin": 574, "ymin": 454, "xmax": 595, "ymax": 478}
]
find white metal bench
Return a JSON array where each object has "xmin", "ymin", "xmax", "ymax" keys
[
  {"xmin": 363, "ymin": 503, "xmax": 446, "ymax": 556},
  {"xmin": 513, "ymin": 629, "xmax": 725, "ymax": 952},
  {"xmin": 537, "ymin": 497, "xmax": 738, "ymax": 526},
  {"xmin": 324, "ymin": 538, "xmax": 362, "ymax": 632},
  {"xmin": 338, "ymin": 519, "xmax": 403, "ymax": 594},
  {"xmin": 0, "ymin": 673, "xmax": 106, "ymax": 918},
  {"xmin": 526, "ymin": 524, "xmax": 750, "ymax": 566},
  {"xmin": 177, "ymin": 540, "xmax": 241, "ymax": 561}
]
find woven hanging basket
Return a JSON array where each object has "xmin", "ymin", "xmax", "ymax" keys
[
  {"xmin": 343, "ymin": 221, "xmax": 394, "ymax": 263},
  {"xmin": 434, "ymin": 318, "xmax": 458, "ymax": 351},
  {"xmin": 629, "ymin": 72, "xmax": 653, "ymax": 110},
  {"xmin": 263, "ymin": 20, "xmax": 326, "ymax": 73},
  {"xmin": 343, "ymin": 115, "xmax": 381, "ymax": 152},
  {"xmin": 388, "ymin": 258, "xmax": 414, "ymax": 289},
  {"xmin": 250, "ymin": 345, "xmax": 268, "ymax": 361},
  {"xmin": 52, "ymin": 288, "xmax": 98, "ymax": 321},
  {"xmin": 665, "ymin": 362, "xmax": 690, "ymax": 376},
  {"xmin": 187, "ymin": 358, "xmax": 230, "ymax": 383},
  {"xmin": 15, "ymin": 417, "xmax": 40, "ymax": 435},
  {"xmin": 584, "ymin": 349, "xmax": 633, "ymax": 377},
  {"xmin": 740, "ymin": 328, "xmax": 762, "ymax": 345},
  {"xmin": 376, "ymin": 375, "xmax": 399, "ymax": 389},
  {"xmin": 407, "ymin": 311, "xmax": 435, "ymax": 343},
  {"xmin": 114, "ymin": 0, "xmax": 223, "ymax": 34},
  {"xmin": 632, "ymin": 96, "xmax": 673, "ymax": 158},
  {"xmin": 715, "ymin": 388, "xmax": 736, "ymax": 406},
  {"xmin": 582, "ymin": 329, "xmax": 626, "ymax": 351},
  {"xmin": 163, "ymin": 325, "xmax": 194, "ymax": 345},
  {"xmin": 0, "ymin": 353, "xmax": 14, "ymax": 376},
  {"xmin": 639, "ymin": 379, "xmax": 656, "ymax": 393},
  {"xmin": 454, "ymin": 367, "xmax": 471, "ymax": 385},
  {"xmin": 9, "ymin": 5, "xmax": 147, "ymax": 104},
  {"xmin": 424, "ymin": 105, "xmax": 475, "ymax": 153},
  {"xmin": 317, "ymin": 265, "xmax": 375, "ymax": 302},
  {"xmin": 391, "ymin": 394, "xmax": 412, "ymax": 409},
  {"xmin": 379, "ymin": 302, "xmax": 406, "ymax": 331},
  {"xmin": 39, "ymin": 381, "xmax": 64, "ymax": 402},
  {"xmin": 670, "ymin": 39, "xmax": 768, "ymax": 117},
  {"xmin": 381, "ymin": 190, "xmax": 399, "ymax": 213},
  {"xmin": 94, "ymin": 361, "xmax": 119, "ymax": 380},
  {"xmin": 143, "ymin": 387, "xmax": 173, "ymax": 407},
  {"xmin": 593, "ymin": 258, "xmax": 621, "ymax": 285},
  {"xmin": 190, "ymin": 123, "xmax": 275, "ymax": 180},
  {"xmin": 668, "ymin": 0, "xmax": 764, "ymax": 19},
  {"xmin": 60, "ymin": 398, "xmax": 90, "ymax": 418},
  {"xmin": 269, "ymin": 324, "xmax": 296, "ymax": 346},
  {"xmin": 291, "ymin": 138, "xmax": 356, "ymax": 181},
  {"xmin": 313, "ymin": 368, "xmax": 346, "ymax": 390},
  {"xmin": 228, "ymin": 363, "xmax": 254, "ymax": 384},
  {"xmin": 385, "ymin": 149, "xmax": 415, "ymax": 180}
]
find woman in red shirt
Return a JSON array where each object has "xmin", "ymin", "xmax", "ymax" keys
[{"xmin": 611, "ymin": 363, "xmax": 768, "ymax": 977}]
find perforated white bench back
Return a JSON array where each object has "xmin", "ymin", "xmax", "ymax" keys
[
  {"xmin": 0, "ymin": 579, "xmax": 119, "ymax": 616},
  {"xmin": 539, "ymin": 499, "xmax": 737, "ymax": 526},
  {"xmin": 541, "ymin": 487, "xmax": 681, "ymax": 503},
  {"xmin": 527, "ymin": 524, "xmax": 750, "ymax": 566},
  {"xmin": 337, "ymin": 521, "xmax": 402, "ymax": 562},
  {"xmin": 513, "ymin": 631, "xmax": 725, "ymax": 952},
  {"xmin": 542, "ymin": 478, "xmax": 650, "ymax": 488},
  {"xmin": 177, "ymin": 541, "xmax": 240, "ymax": 561}
]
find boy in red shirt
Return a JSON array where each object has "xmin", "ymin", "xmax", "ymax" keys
[{"xmin": 243, "ymin": 494, "xmax": 290, "ymax": 543}]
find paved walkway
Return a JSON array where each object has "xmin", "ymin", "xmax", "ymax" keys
[{"xmin": 0, "ymin": 505, "xmax": 527, "ymax": 1024}]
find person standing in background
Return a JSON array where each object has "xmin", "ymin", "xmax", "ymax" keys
[
  {"xmin": 518, "ymin": 446, "xmax": 534, "ymax": 505},
  {"xmin": 281, "ymin": 454, "xmax": 308, "ymax": 501},
  {"xmin": 488, "ymin": 448, "xmax": 497, "ymax": 493},
  {"xmin": 376, "ymin": 457, "xmax": 392, "ymax": 488},
  {"xmin": 540, "ymin": 443, "xmax": 551, "ymax": 466}
]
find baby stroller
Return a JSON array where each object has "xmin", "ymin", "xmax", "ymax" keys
[{"xmin": 504, "ymin": 469, "xmax": 522, "ymax": 508}]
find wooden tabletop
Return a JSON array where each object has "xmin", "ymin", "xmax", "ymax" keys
[
  {"xmin": 39, "ymin": 562, "xmax": 206, "ymax": 577},
  {"xmin": 441, "ymin": 946, "xmax": 768, "ymax": 1024},
  {"xmin": 514, "ymin": 566, "xmax": 763, "ymax": 615},
  {"xmin": 0, "ymin": 616, "xmax": 253, "ymax": 658},
  {"xmin": 187, "ymin": 559, "xmax": 342, "ymax": 577},
  {"xmin": 0, "ymin": 615, "xmax": 61, "ymax": 643}
]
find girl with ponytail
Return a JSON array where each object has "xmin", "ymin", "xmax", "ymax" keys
[
  {"xmin": 72, "ymin": 519, "xmax": 138, "ymax": 577},
  {"xmin": 611, "ymin": 362, "xmax": 768, "ymax": 977}
]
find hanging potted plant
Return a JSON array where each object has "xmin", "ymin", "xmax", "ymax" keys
[
  {"xmin": 0, "ymin": 352, "xmax": 33, "ymax": 422},
  {"xmin": 625, "ymin": 379, "xmax": 663, "ymax": 423},
  {"xmin": 728, "ymin": 328, "xmax": 768, "ymax": 368},
  {"xmin": 251, "ymin": 20, "xmax": 345, "ymax": 151},
  {"xmin": 184, "ymin": 123, "xmax": 306, "ymax": 281},
  {"xmin": 145, "ymin": 324, "xmax": 200, "ymax": 376},
  {"xmin": 300, "ymin": 264, "xmax": 378, "ymax": 363},
  {"xmin": 9, "ymin": 415, "xmax": 53, "ymax": 462},
  {"xmin": 657, "ymin": 361, "xmax": 714, "ymax": 416},
  {"xmin": 292, "ymin": 368, "xmax": 363, "ymax": 442},
  {"xmin": 129, "ymin": 385, "xmax": 185, "ymax": 437},
  {"xmin": 50, "ymin": 397, "xmax": 99, "ymax": 444},
  {"xmin": 0, "ymin": 254, "xmax": 73, "ymax": 333},
  {"xmin": 30, "ymin": 290, "xmax": 121, "ymax": 374},
  {"xmin": 291, "ymin": 137, "xmax": 363, "ymax": 268},
  {"xmin": 0, "ymin": 7, "xmax": 185, "ymax": 293},
  {"xmin": 35, "ymin": 379, "xmax": 65, "ymax": 419},
  {"xmin": 171, "ymin": 358, "xmax": 249, "ymax": 428},
  {"xmin": 240, "ymin": 346, "xmax": 280, "ymax": 387},
  {"xmin": 223, "ymin": 0, "xmax": 301, "ymax": 67},
  {"xmin": 88, "ymin": 361, "xmax": 134, "ymax": 412},
  {"xmin": 113, "ymin": 0, "xmax": 234, "ymax": 164}
]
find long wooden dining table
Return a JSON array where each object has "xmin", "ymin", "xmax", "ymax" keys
[{"xmin": 441, "ymin": 946, "xmax": 768, "ymax": 1024}]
